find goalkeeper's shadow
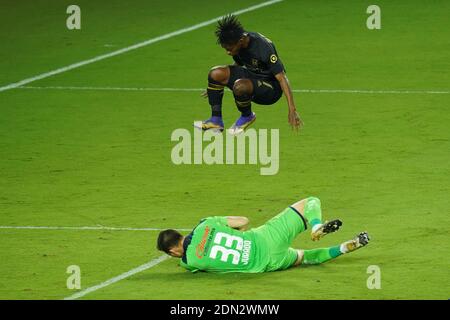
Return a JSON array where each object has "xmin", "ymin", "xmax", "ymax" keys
[{"xmin": 130, "ymin": 270, "xmax": 271, "ymax": 282}]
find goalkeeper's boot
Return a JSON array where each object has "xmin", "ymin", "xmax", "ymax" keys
[
  {"xmin": 194, "ymin": 116, "xmax": 224, "ymax": 132},
  {"xmin": 311, "ymin": 219, "xmax": 343, "ymax": 241},
  {"xmin": 228, "ymin": 112, "xmax": 256, "ymax": 135},
  {"xmin": 340, "ymin": 232, "xmax": 370, "ymax": 253}
]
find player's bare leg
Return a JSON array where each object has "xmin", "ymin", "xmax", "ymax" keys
[
  {"xmin": 293, "ymin": 232, "xmax": 370, "ymax": 266},
  {"xmin": 228, "ymin": 78, "xmax": 256, "ymax": 135},
  {"xmin": 290, "ymin": 197, "xmax": 342, "ymax": 241}
]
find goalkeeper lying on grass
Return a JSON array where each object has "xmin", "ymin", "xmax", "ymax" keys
[{"xmin": 157, "ymin": 197, "xmax": 370, "ymax": 273}]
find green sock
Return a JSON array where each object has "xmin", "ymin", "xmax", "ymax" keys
[
  {"xmin": 301, "ymin": 246, "xmax": 342, "ymax": 265},
  {"xmin": 304, "ymin": 197, "xmax": 323, "ymax": 228}
]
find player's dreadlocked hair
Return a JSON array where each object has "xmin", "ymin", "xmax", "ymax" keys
[
  {"xmin": 215, "ymin": 14, "xmax": 245, "ymax": 45},
  {"xmin": 157, "ymin": 229, "xmax": 183, "ymax": 254}
]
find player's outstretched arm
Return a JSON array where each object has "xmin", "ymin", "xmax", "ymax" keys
[
  {"xmin": 226, "ymin": 216, "xmax": 249, "ymax": 231},
  {"xmin": 275, "ymin": 71, "xmax": 304, "ymax": 131}
]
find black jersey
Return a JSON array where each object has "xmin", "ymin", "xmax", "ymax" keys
[{"xmin": 232, "ymin": 32, "xmax": 285, "ymax": 80}]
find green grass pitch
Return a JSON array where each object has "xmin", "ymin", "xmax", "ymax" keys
[{"xmin": 0, "ymin": 0, "xmax": 449, "ymax": 299}]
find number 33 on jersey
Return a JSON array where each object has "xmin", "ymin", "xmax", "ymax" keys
[{"xmin": 180, "ymin": 216, "xmax": 267, "ymax": 273}]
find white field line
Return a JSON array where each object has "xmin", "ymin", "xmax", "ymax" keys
[
  {"xmin": 295, "ymin": 88, "xmax": 450, "ymax": 94},
  {"xmin": 0, "ymin": 0, "xmax": 284, "ymax": 93},
  {"xmin": 0, "ymin": 225, "xmax": 192, "ymax": 231},
  {"xmin": 19, "ymin": 85, "xmax": 205, "ymax": 92},
  {"xmin": 17, "ymin": 85, "xmax": 450, "ymax": 94},
  {"xmin": 64, "ymin": 255, "xmax": 170, "ymax": 300},
  {"xmin": 0, "ymin": 224, "xmax": 186, "ymax": 299}
]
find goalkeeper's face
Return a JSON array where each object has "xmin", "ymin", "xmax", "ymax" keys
[{"xmin": 168, "ymin": 242, "xmax": 184, "ymax": 258}]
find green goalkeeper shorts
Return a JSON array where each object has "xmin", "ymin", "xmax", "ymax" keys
[{"xmin": 252, "ymin": 207, "xmax": 307, "ymax": 271}]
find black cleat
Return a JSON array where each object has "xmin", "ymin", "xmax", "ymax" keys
[
  {"xmin": 311, "ymin": 219, "xmax": 343, "ymax": 241},
  {"xmin": 341, "ymin": 232, "xmax": 370, "ymax": 253}
]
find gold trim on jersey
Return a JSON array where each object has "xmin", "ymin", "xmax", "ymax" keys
[
  {"xmin": 257, "ymin": 80, "xmax": 274, "ymax": 89},
  {"xmin": 207, "ymin": 86, "xmax": 225, "ymax": 90},
  {"xmin": 235, "ymin": 100, "xmax": 252, "ymax": 106},
  {"xmin": 208, "ymin": 83, "xmax": 225, "ymax": 89}
]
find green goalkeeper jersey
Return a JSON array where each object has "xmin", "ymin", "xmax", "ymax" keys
[{"xmin": 179, "ymin": 216, "xmax": 270, "ymax": 273}]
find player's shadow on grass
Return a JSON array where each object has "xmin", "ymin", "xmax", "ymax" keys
[
  {"xmin": 131, "ymin": 271, "xmax": 270, "ymax": 283},
  {"xmin": 129, "ymin": 256, "xmax": 365, "ymax": 283}
]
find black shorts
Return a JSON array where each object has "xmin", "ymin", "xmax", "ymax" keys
[{"xmin": 227, "ymin": 65, "xmax": 283, "ymax": 105}]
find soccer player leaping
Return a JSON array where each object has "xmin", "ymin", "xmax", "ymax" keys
[
  {"xmin": 195, "ymin": 14, "xmax": 303, "ymax": 135},
  {"xmin": 157, "ymin": 197, "xmax": 370, "ymax": 273}
]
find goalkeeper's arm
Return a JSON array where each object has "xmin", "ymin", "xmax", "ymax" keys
[{"xmin": 226, "ymin": 216, "xmax": 249, "ymax": 231}]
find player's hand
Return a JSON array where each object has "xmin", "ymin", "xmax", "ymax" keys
[
  {"xmin": 201, "ymin": 90, "xmax": 208, "ymax": 98},
  {"xmin": 288, "ymin": 109, "xmax": 303, "ymax": 131}
]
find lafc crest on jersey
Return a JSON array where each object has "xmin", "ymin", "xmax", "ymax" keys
[{"xmin": 270, "ymin": 54, "xmax": 278, "ymax": 63}]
